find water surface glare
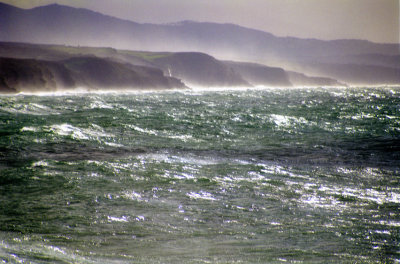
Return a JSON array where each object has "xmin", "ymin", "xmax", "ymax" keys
[{"xmin": 0, "ymin": 87, "xmax": 399, "ymax": 263}]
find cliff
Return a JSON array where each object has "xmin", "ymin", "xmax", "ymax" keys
[
  {"xmin": 287, "ymin": 71, "xmax": 344, "ymax": 87},
  {"xmin": 0, "ymin": 42, "xmax": 349, "ymax": 90},
  {"xmin": 0, "ymin": 57, "xmax": 186, "ymax": 93},
  {"xmin": 152, "ymin": 52, "xmax": 250, "ymax": 87},
  {"xmin": 224, "ymin": 61, "xmax": 292, "ymax": 86}
]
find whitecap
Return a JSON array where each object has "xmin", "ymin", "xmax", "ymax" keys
[
  {"xmin": 270, "ymin": 114, "xmax": 291, "ymax": 126},
  {"xmin": 46, "ymin": 123, "xmax": 114, "ymax": 142},
  {"xmin": 121, "ymin": 190, "xmax": 144, "ymax": 201},
  {"xmin": 20, "ymin": 126, "xmax": 40, "ymax": 132},
  {"xmin": 49, "ymin": 124, "xmax": 89, "ymax": 140},
  {"xmin": 126, "ymin": 124, "xmax": 158, "ymax": 135},
  {"xmin": 270, "ymin": 114, "xmax": 310, "ymax": 127},
  {"xmin": 31, "ymin": 161, "xmax": 49, "ymax": 167},
  {"xmin": 104, "ymin": 142, "xmax": 124, "ymax": 147},
  {"xmin": 107, "ymin": 216, "xmax": 129, "ymax": 222},
  {"xmin": 89, "ymin": 100, "xmax": 114, "ymax": 109},
  {"xmin": 186, "ymin": 191, "xmax": 218, "ymax": 201},
  {"xmin": 0, "ymin": 103, "xmax": 59, "ymax": 115}
]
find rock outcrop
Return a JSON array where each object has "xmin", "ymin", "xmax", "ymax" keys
[{"xmin": 0, "ymin": 57, "xmax": 186, "ymax": 93}]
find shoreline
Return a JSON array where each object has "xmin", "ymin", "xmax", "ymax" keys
[{"xmin": 2, "ymin": 84, "xmax": 400, "ymax": 96}]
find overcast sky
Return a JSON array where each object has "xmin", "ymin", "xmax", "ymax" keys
[{"xmin": 2, "ymin": 0, "xmax": 399, "ymax": 43}]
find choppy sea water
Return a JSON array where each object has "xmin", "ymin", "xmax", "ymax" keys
[{"xmin": 0, "ymin": 86, "xmax": 399, "ymax": 263}]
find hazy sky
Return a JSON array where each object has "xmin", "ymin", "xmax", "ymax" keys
[{"xmin": 2, "ymin": 0, "xmax": 399, "ymax": 43}]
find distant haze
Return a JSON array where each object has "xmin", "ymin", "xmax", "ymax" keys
[{"xmin": 1, "ymin": 0, "xmax": 399, "ymax": 44}]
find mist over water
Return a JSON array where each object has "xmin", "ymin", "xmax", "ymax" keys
[{"xmin": 0, "ymin": 86, "xmax": 399, "ymax": 263}]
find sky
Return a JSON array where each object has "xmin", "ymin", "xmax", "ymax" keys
[{"xmin": 2, "ymin": 0, "xmax": 399, "ymax": 43}]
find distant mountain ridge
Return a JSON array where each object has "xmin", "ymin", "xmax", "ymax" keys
[
  {"xmin": 0, "ymin": 3, "xmax": 399, "ymax": 85},
  {"xmin": 1, "ymin": 3, "xmax": 397, "ymax": 56}
]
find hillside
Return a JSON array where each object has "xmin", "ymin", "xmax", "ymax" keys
[
  {"xmin": 224, "ymin": 61, "xmax": 291, "ymax": 87},
  {"xmin": 0, "ymin": 42, "xmax": 347, "ymax": 90},
  {"xmin": 0, "ymin": 43, "xmax": 251, "ymax": 88},
  {"xmin": 0, "ymin": 3, "xmax": 399, "ymax": 85},
  {"xmin": 0, "ymin": 56, "xmax": 186, "ymax": 93},
  {"xmin": 152, "ymin": 53, "xmax": 250, "ymax": 87},
  {"xmin": 287, "ymin": 71, "xmax": 344, "ymax": 87},
  {"xmin": 300, "ymin": 63, "xmax": 400, "ymax": 85},
  {"xmin": 0, "ymin": 57, "xmax": 74, "ymax": 92}
]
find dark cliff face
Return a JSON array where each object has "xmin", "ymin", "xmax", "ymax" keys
[
  {"xmin": 0, "ymin": 42, "xmax": 349, "ymax": 90},
  {"xmin": 62, "ymin": 56, "xmax": 186, "ymax": 89},
  {"xmin": 152, "ymin": 52, "xmax": 250, "ymax": 87},
  {"xmin": 287, "ymin": 71, "xmax": 343, "ymax": 87},
  {"xmin": 0, "ymin": 57, "xmax": 186, "ymax": 93},
  {"xmin": 0, "ymin": 57, "xmax": 75, "ymax": 92},
  {"xmin": 224, "ymin": 61, "xmax": 292, "ymax": 87},
  {"xmin": 63, "ymin": 56, "xmax": 143, "ymax": 87},
  {"xmin": 223, "ymin": 61, "xmax": 346, "ymax": 87},
  {"xmin": 300, "ymin": 63, "xmax": 400, "ymax": 85}
]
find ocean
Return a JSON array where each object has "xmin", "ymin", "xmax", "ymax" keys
[{"xmin": 0, "ymin": 86, "xmax": 399, "ymax": 263}]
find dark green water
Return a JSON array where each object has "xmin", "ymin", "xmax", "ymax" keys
[{"xmin": 0, "ymin": 87, "xmax": 399, "ymax": 263}]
